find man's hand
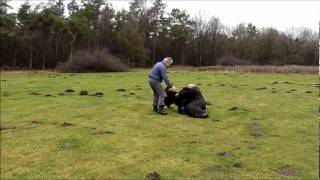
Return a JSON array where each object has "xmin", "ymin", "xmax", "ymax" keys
[{"xmin": 175, "ymin": 92, "xmax": 179, "ymax": 97}]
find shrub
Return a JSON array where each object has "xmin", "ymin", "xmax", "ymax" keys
[
  {"xmin": 216, "ymin": 55, "xmax": 249, "ymax": 66},
  {"xmin": 57, "ymin": 49, "xmax": 129, "ymax": 73},
  {"xmin": 0, "ymin": 65, "xmax": 13, "ymax": 71}
]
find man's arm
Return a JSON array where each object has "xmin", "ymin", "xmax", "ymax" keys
[{"xmin": 160, "ymin": 65, "xmax": 172, "ymax": 86}]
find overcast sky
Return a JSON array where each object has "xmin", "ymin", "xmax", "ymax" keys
[{"xmin": 8, "ymin": 0, "xmax": 320, "ymax": 32}]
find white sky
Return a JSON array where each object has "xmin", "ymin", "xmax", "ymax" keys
[{"xmin": 8, "ymin": 0, "xmax": 320, "ymax": 32}]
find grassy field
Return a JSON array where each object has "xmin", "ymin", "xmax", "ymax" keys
[{"xmin": 1, "ymin": 70, "xmax": 318, "ymax": 179}]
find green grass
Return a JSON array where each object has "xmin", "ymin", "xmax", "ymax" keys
[{"xmin": 1, "ymin": 70, "xmax": 318, "ymax": 179}]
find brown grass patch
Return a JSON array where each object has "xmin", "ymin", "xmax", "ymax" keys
[{"xmin": 197, "ymin": 65, "xmax": 317, "ymax": 74}]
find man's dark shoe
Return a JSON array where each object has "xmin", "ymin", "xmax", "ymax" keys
[
  {"xmin": 153, "ymin": 105, "xmax": 158, "ymax": 112},
  {"xmin": 157, "ymin": 105, "xmax": 168, "ymax": 115}
]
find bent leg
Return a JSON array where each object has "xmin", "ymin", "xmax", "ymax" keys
[
  {"xmin": 149, "ymin": 79, "xmax": 159, "ymax": 107},
  {"xmin": 185, "ymin": 101, "xmax": 208, "ymax": 118},
  {"xmin": 156, "ymin": 86, "xmax": 166, "ymax": 109},
  {"xmin": 149, "ymin": 79, "xmax": 166, "ymax": 108}
]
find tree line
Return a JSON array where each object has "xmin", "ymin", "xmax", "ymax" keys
[{"xmin": 1, "ymin": 0, "xmax": 318, "ymax": 70}]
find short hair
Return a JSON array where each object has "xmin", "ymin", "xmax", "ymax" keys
[
  {"xmin": 187, "ymin": 84, "xmax": 196, "ymax": 88},
  {"xmin": 163, "ymin": 57, "xmax": 173, "ymax": 64}
]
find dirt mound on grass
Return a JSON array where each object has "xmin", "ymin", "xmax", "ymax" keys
[
  {"xmin": 95, "ymin": 92, "xmax": 104, "ymax": 96},
  {"xmin": 249, "ymin": 123, "xmax": 263, "ymax": 137},
  {"xmin": 145, "ymin": 172, "xmax": 160, "ymax": 180},
  {"xmin": 65, "ymin": 89, "xmax": 75, "ymax": 92},
  {"xmin": 232, "ymin": 162, "xmax": 243, "ymax": 168},
  {"xmin": 256, "ymin": 87, "xmax": 268, "ymax": 90},
  {"xmin": 207, "ymin": 166, "xmax": 223, "ymax": 173},
  {"xmin": 79, "ymin": 90, "xmax": 88, "ymax": 96},
  {"xmin": 88, "ymin": 92, "xmax": 104, "ymax": 97},
  {"xmin": 182, "ymin": 140, "xmax": 198, "ymax": 144},
  {"xmin": 2, "ymin": 92, "xmax": 10, "ymax": 96},
  {"xmin": 216, "ymin": 151, "xmax": 232, "ymax": 157},
  {"xmin": 29, "ymin": 92, "xmax": 41, "ymax": 95},
  {"xmin": 31, "ymin": 120, "xmax": 41, "ymax": 124},
  {"xmin": 283, "ymin": 81, "xmax": 294, "ymax": 84},
  {"xmin": 92, "ymin": 130, "xmax": 113, "ymax": 135},
  {"xmin": 116, "ymin": 88, "xmax": 126, "ymax": 92},
  {"xmin": 278, "ymin": 167, "xmax": 300, "ymax": 176},
  {"xmin": 229, "ymin": 106, "xmax": 238, "ymax": 111},
  {"xmin": 0, "ymin": 126, "xmax": 16, "ymax": 131},
  {"xmin": 60, "ymin": 122, "xmax": 75, "ymax": 127}
]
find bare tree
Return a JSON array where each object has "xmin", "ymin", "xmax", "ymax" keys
[
  {"xmin": 207, "ymin": 16, "xmax": 221, "ymax": 65},
  {"xmin": 193, "ymin": 11, "xmax": 207, "ymax": 66}
]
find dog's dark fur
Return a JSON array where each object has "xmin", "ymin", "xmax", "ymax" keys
[
  {"xmin": 165, "ymin": 86, "xmax": 209, "ymax": 118},
  {"xmin": 164, "ymin": 86, "xmax": 179, "ymax": 108}
]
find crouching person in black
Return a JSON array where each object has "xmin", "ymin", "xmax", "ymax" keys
[{"xmin": 165, "ymin": 84, "xmax": 209, "ymax": 118}]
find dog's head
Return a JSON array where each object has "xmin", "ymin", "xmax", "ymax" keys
[
  {"xmin": 165, "ymin": 85, "xmax": 176, "ymax": 92},
  {"xmin": 164, "ymin": 86, "xmax": 177, "ymax": 107}
]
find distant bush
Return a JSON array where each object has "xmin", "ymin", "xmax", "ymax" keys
[
  {"xmin": 216, "ymin": 56, "xmax": 249, "ymax": 66},
  {"xmin": 0, "ymin": 65, "xmax": 13, "ymax": 71},
  {"xmin": 57, "ymin": 49, "xmax": 129, "ymax": 73}
]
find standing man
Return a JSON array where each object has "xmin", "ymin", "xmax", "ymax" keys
[{"xmin": 148, "ymin": 57, "xmax": 174, "ymax": 115}]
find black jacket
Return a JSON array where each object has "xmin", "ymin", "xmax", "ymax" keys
[{"xmin": 165, "ymin": 86, "xmax": 208, "ymax": 118}]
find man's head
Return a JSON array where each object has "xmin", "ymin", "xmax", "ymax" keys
[{"xmin": 162, "ymin": 57, "xmax": 173, "ymax": 67}]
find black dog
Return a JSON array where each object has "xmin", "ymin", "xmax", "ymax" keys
[
  {"xmin": 164, "ymin": 86, "xmax": 179, "ymax": 108},
  {"xmin": 165, "ymin": 85, "xmax": 209, "ymax": 118}
]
